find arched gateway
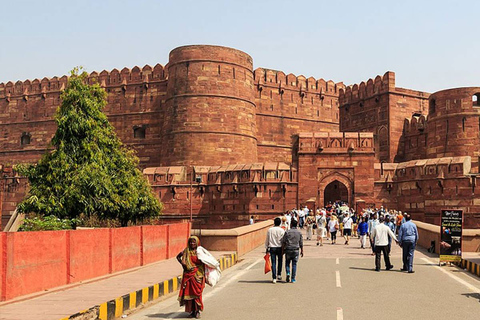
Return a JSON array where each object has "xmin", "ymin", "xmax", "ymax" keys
[
  {"xmin": 317, "ymin": 173, "xmax": 353, "ymax": 208},
  {"xmin": 324, "ymin": 180, "xmax": 349, "ymax": 206}
]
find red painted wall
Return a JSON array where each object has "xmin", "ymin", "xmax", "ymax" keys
[
  {"xmin": 4, "ymin": 231, "xmax": 68, "ymax": 301},
  {"xmin": 0, "ymin": 232, "xmax": 5, "ymax": 300},
  {"xmin": 0, "ymin": 222, "xmax": 190, "ymax": 301},
  {"xmin": 142, "ymin": 225, "xmax": 168, "ymax": 265},
  {"xmin": 111, "ymin": 227, "xmax": 142, "ymax": 273},
  {"xmin": 69, "ymin": 229, "xmax": 110, "ymax": 283},
  {"xmin": 168, "ymin": 223, "xmax": 190, "ymax": 259}
]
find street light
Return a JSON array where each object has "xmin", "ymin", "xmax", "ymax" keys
[{"xmin": 190, "ymin": 170, "xmax": 202, "ymax": 222}]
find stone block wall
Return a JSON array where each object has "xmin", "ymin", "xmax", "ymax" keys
[
  {"xmin": 339, "ymin": 72, "xmax": 429, "ymax": 162},
  {"xmin": 253, "ymin": 68, "xmax": 342, "ymax": 164},
  {"xmin": 297, "ymin": 132, "xmax": 376, "ymax": 211},
  {"xmin": 144, "ymin": 163, "xmax": 298, "ymax": 228}
]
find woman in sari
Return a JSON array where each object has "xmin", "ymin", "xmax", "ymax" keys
[{"xmin": 177, "ymin": 236, "xmax": 206, "ymax": 319}]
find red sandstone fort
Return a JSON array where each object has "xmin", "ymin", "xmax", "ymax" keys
[{"xmin": 1, "ymin": 45, "xmax": 479, "ymax": 229}]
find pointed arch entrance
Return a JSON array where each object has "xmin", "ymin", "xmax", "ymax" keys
[
  {"xmin": 317, "ymin": 173, "xmax": 353, "ymax": 208},
  {"xmin": 324, "ymin": 180, "xmax": 348, "ymax": 206}
]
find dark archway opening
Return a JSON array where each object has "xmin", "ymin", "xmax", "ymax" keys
[{"xmin": 324, "ymin": 180, "xmax": 348, "ymax": 206}]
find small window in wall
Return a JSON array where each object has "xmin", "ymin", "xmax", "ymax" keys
[
  {"xmin": 473, "ymin": 93, "xmax": 480, "ymax": 107},
  {"xmin": 21, "ymin": 132, "xmax": 31, "ymax": 145},
  {"xmin": 133, "ymin": 125, "xmax": 146, "ymax": 139},
  {"xmin": 429, "ymin": 99, "xmax": 436, "ymax": 114}
]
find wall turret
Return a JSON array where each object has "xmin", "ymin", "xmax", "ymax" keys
[
  {"xmin": 425, "ymin": 88, "xmax": 480, "ymax": 168},
  {"xmin": 160, "ymin": 45, "xmax": 257, "ymax": 167}
]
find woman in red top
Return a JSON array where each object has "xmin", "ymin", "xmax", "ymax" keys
[{"xmin": 177, "ymin": 236, "xmax": 205, "ymax": 319}]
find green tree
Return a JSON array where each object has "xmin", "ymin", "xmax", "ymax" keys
[{"xmin": 17, "ymin": 68, "xmax": 162, "ymax": 226}]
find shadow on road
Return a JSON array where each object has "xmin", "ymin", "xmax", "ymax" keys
[
  {"xmin": 462, "ymin": 292, "xmax": 480, "ymax": 302},
  {"xmin": 237, "ymin": 280, "xmax": 273, "ymax": 284},
  {"xmin": 146, "ymin": 313, "xmax": 187, "ymax": 319},
  {"xmin": 349, "ymin": 266, "xmax": 404, "ymax": 273}
]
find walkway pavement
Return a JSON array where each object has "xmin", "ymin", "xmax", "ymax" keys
[{"xmin": 0, "ymin": 251, "xmax": 232, "ymax": 320}]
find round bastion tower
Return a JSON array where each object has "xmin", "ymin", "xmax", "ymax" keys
[
  {"xmin": 160, "ymin": 45, "xmax": 258, "ymax": 167},
  {"xmin": 426, "ymin": 87, "xmax": 480, "ymax": 162}
]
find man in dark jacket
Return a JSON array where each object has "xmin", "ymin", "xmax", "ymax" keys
[{"xmin": 282, "ymin": 219, "xmax": 304, "ymax": 283}]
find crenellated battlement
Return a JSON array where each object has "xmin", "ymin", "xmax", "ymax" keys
[
  {"xmin": 339, "ymin": 71, "xmax": 395, "ymax": 105},
  {"xmin": 0, "ymin": 64, "xmax": 167, "ymax": 99},
  {"xmin": 143, "ymin": 162, "xmax": 295, "ymax": 186},
  {"xmin": 403, "ymin": 114, "xmax": 427, "ymax": 136},
  {"xmin": 297, "ymin": 132, "xmax": 374, "ymax": 154},
  {"xmin": 253, "ymin": 68, "xmax": 344, "ymax": 96}
]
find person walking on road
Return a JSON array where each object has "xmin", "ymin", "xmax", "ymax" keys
[
  {"xmin": 358, "ymin": 217, "xmax": 369, "ymax": 249},
  {"xmin": 371, "ymin": 216, "xmax": 397, "ymax": 272},
  {"xmin": 282, "ymin": 219, "xmax": 303, "ymax": 283},
  {"xmin": 343, "ymin": 214, "xmax": 353, "ymax": 245},
  {"xmin": 265, "ymin": 217, "xmax": 286, "ymax": 283},
  {"xmin": 316, "ymin": 212, "xmax": 327, "ymax": 246},
  {"xmin": 368, "ymin": 214, "xmax": 379, "ymax": 255},
  {"xmin": 305, "ymin": 212, "xmax": 315, "ymax": 240},
  {"xmin": 177, "ymin": 236, "xmax": 216, "ymax": 319},
  {"xmin": 398, "ymin": 214, "xmax": 419, "ymax": 273},
  {"xmin": 328, "ymin": 215, "xmax": 339, "ymax": 244}
]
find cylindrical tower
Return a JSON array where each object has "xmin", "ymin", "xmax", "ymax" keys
[
  {"xmin": 426, "ymin": 87, "xmax": 480, "ymax": 160},
  {"xmin": 160, "ymin": 45, "xmax": 257, "ymax": 166}
]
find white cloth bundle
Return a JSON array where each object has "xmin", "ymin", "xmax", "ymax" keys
[{"xmin": 197, "ymin": 246, "xmax": 222, "ymax": 287}]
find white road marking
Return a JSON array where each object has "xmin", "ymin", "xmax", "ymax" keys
[
  {"xmin": 166, "ymin": 258, "xmax": 263, "ymax": 318},
  {"xmin": 336, "ymin": 258, "xmax": 339, "ymax": 265},
  {"xmin": 336, "ymin": 270, "xmax": 341, "ymax": 288},
  {"xmin": 337, "ymin": 307, "xmax": 344, "ymax": 320},
  {"xmin": 204, "ymin": 257, "xmax": 263, "ymax": 299},
  {"xmin": 422, "ymin": 257, "xmax": 480, "ymax": 293}
]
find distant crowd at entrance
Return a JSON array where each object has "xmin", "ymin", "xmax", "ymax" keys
[{"xmin": 265, "ymin": 201, "xmax": 419, "ymax": 284}]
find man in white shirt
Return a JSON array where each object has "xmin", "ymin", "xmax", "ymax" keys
[
  {"xmin": 343, "ymin": 214, "xmax": 353, "ymax": 245},
  {"xmin": 368, "ymin": 213, "xmax": 379, "ymax": 255},
  {"xmin": 371, "ymin": 216, "xmax": 398, "ymax": 272},
  {"xmin": 265, "ymin": 217, "xmax": 286, "ymax": 283}
]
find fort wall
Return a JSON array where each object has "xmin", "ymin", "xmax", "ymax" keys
[
  {"xmin": 339, "ymin": 72, "xmax": 429, "ymax": 162},
  {"xmin": 425, "ymin": 88, "xmax": 480, "ymax": 166},
  {"xmin": 374, "ymin": 156, "xmax": 480, "ymax": 228},
  {"xmin": 0, "ymin": 64, "xmax": 168, "ymax": 168},
  {"xmin": 253, "ymin": 68, "xmax": 342, "ymax": 164},
  {"xmin": 160, "ymin": 45, "xmax": 258, "ymax": 167},
  {"xmin": 144, "ymin": 162, "xmax": 297, "ymax": 228},
  {"xmin": 297, "ymin": 132, "xmax": 376, "ymax": 211}
]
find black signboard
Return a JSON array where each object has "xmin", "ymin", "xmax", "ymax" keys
[{"xmin": 440, "ymin": 209, "xmax": 463, "ymax": 263}]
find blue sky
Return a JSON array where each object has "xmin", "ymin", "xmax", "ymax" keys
[{"xmin": 1, "ymin": 0, "xmax": 479, "ymax": 93}]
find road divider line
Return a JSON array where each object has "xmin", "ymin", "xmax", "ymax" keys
[
  {"xmin": 422, "ymin": 257, "xmax": 480, "ymax": 293},
  {"xmin": 336, "ymin": 258, "xmax": 339, "ymax": 265},
  {"xmin": 337, "ymin": 307, "xmax": 344, "ymax": 320},
  {"xmin": 336, "ymin": 271, "xmax": 341, "ymax": 288}
]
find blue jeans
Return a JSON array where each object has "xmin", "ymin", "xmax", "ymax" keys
[
  {"xmin": 402, "ymin": 241, "xmax": 416, "ymax": 271},
  {"xmin": 269, "ymin": 247, "xmax": 283, "ymax": 279},
  {"xmin": 285, "ymin": 249, "xmax": 299, "ymax": 280}
]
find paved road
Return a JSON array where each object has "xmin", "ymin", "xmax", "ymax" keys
[{"xmin": 127, "ymin": 235, "xmax": 480, "ymax": 320}]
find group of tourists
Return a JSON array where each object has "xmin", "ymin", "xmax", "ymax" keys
[
  {"xmin": 264, "ymin": 202, "xmax": 419, "ymax": 284},
  {"xmin": 175, "ymin": 203, "xmax": 418, "ymax": 318}
]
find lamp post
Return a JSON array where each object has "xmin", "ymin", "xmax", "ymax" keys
[
  {"xmin": 190, "ymin": 170, "xmax": 202, "ymax": 223},
  {"xmin": 190, "ymin": 173, "xmax": 193, "ymax": 223}
]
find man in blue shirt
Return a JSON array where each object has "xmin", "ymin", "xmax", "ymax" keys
[{"xmin": 398, "ymin": 214, "xmax": 419, "ymax": 273}]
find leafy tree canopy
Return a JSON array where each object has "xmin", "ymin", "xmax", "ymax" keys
[{"xmin": 17, "ymin": 68, "xmax": 162, "ymax": 226}]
